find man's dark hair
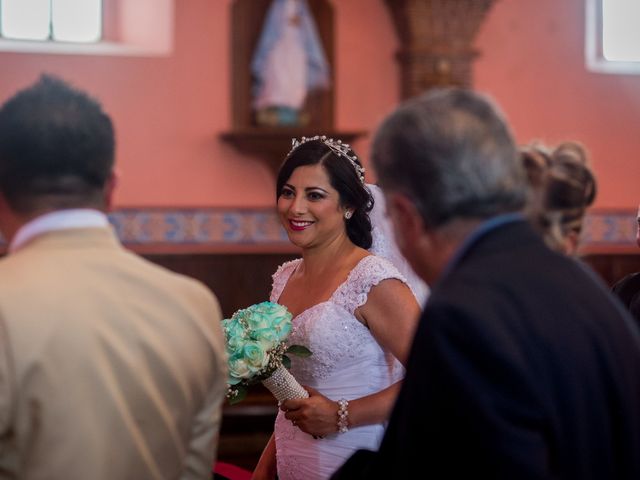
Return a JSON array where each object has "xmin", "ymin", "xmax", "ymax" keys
[{"xmin": 0, "ymin": 74, "xmax": 115, "ymax": 213}]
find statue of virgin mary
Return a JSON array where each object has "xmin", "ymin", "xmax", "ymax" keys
[{"xmin": 251, "ymin": 0, "xmax": 330, "ymax": 126}]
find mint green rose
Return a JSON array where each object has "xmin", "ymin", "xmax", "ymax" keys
[
  {"xmin": 228, "ymin": 356, "xmax": 251, "ymax": 382},
  {"xmin": 222, "ymin": 317, "xmax": 249, "ymax": 357},
  {"xmin": 245, "ymin": 310, "xmax": 271, "ymax": 330},
  {"xmin": 222, "ymin": 317, "xmax": 247, "ymax": 341},
  {"xmin": 243, "ymin": 341, "xmax": 268, "ymax": 373},
  {"xmin": 246, "ymin": 302, "xmax": 292, "ymax": 334},
  {"xmin": 226, "ymin": 335, "xmax": 247, "ymax": 357},
  {"xmin": 253, "ymin": 327, "xmax": 280, "ymax": 351},
  {"xmin": 275, "ymin": 320, "xmax": 291, "ymax": 342}
]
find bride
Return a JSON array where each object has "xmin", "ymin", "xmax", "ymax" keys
[{"xmin": 251, "ymin": 136, "xmax": 424, "ymax": 480}]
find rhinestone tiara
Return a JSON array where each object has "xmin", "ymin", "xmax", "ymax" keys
[{"xmin": 289, "ymin": 135, "xmax": 366, "ymax": 184}]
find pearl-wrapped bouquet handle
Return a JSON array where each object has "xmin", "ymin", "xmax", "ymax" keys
[{"xmin": 261, "ymin": 364, "xmax": 309, "ymax": 402}]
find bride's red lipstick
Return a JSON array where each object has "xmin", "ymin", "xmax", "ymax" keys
[{"xmin": 289, "ymin": 219, "xmax": 313, "ymax": 231}]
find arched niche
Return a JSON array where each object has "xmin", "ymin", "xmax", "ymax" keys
[{"xmin": 221, "ymin": 0, "xmax": 364, "ymax": 172}]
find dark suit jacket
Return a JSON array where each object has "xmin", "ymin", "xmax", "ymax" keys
[{"xmin": 332, "ymin": 220, "xmax": 640, "ymax": 479}]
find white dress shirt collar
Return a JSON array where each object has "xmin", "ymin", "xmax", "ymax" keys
[{"xmin": 9, "ymin": 209, "xmax": 110, "ymax": 254}]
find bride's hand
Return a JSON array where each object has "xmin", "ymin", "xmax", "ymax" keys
[{"xmin": 280, "ymin": 387, "xmax": 339, "ymax": 437}]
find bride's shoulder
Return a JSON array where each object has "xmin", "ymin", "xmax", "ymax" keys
[
  {"xmin": 341, "ymin": 254, "xmax": 406, "ymax": 291},
  {"xmin": 354, "ymin": 254, "xmax": 401, "ymax": 276},
  {"xmin": 272, "ymin": 258, "xmax": 302, "ymax": 281},
  {"xmin": 270, "ymin": 258, "xmax": 302, "ymax": 302}
]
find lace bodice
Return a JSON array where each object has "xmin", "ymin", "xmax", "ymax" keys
[
  {"xmin": 270, "ymin": 255, "xmax": 409, "ymax": 480},
  {"xmin": 271, "ymin": 255, "xmax": 408, "ymax": 313},
  {"xmin": 271, "ymin": 255, "xmax": 406, "ymax": 387}
]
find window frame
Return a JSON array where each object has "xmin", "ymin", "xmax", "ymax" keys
[
  {"xmin": 585, "ymin": 0, "xmax": 640, "ymax": 74},
  {"xmin": 0, "ymin": 0, "xmax": 173, "ymax": 57},
  {"xmin": 0, "ymin": 0, "xmax": 103, "ymax": 44}
]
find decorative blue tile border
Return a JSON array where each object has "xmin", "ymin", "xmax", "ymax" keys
[
  {"xmin": 109, "ymin": 207, "xmax": 639, "ymax": 252},
  {"xmin": 108, "ymin": 208, "xmax": 290, "ymax": 248},
  {"xmin": 0, "ymin": 208, "xmax": 636, "ymax": 252},
  {"xmin": 581, "ymin": 209, "xmax": 638, "ymax": 250}
]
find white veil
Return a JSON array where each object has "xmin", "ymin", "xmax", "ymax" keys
[{"xmin": 367, "ymin": 184, "xmax": 429, "ymax": 306}]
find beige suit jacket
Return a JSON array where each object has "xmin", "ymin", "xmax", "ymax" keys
[{"xmin": 0, "ymin": 227, "xmax": 227, "ymax": 480}]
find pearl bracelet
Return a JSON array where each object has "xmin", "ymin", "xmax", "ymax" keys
[{"xmin": 337, "ymin": 398, "xmax": 349, "ymax": 433}]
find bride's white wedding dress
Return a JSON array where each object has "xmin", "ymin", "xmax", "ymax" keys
[{"xmin": 270, "ymin": 255, "xmax": 411, "ymax": 480}]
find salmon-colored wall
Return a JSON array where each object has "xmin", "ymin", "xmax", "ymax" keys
[
  {"xmin": 0, "ymin": 0, "xmax": 398, "ymax": 209},
  {"xmin": 334, "ymin": 0, "xmax": 399, "ymax": 166},
  {"xmin": 475, "ymin": 0, "xmax": 640, "ymax": 208},
  {"xmin": 0, "ymin": 0, "xmax": 637, "ymax": 210}
]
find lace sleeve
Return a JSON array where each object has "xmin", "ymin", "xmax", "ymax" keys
[
  {"xmin": 270, "ymin": 259, "xmax": 301, "ymax": 303},
  {"xmin": 331, "ymin": 255, "xmax": 410, "ymax": 315}
]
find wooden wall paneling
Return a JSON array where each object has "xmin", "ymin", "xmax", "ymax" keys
[
  {"xmin": 143, "ymin": 253, "xmax": 298, "ymax": 317},
  {"xmin": 582, "ymin": 254, "xmax": 640, "ymax": 287}
]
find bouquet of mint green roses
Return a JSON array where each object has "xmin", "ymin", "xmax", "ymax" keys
[{"xmin": 222, "ymin": 301, "xmax": 312, "ymax": 405}]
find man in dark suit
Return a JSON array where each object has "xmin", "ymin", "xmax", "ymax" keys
[{"xmin": 332, "ymin": 88, "xmax": 640, "ymax": 479}]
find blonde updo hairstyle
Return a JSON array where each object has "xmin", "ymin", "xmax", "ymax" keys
[{"xmin": 520, "ymin": 141, "xmax": 597, "ymax": 255}]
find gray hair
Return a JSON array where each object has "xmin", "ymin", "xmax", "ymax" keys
[{"xmin": 372, "ymin": 88, "xmax": 527, "ymax": 228}]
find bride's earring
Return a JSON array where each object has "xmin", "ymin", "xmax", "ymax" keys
[{"xmin": 344, "ymin": 210, "xmax": 353, "ymax": 220}]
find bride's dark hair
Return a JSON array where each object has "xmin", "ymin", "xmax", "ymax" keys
[{"xmin": 276, "ymin": 139, "xmax": 374, "ymax": 249}]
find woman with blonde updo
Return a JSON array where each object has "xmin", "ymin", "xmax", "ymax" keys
[{"xmin": 520, "ymin": 141, "xmax": 597, "ymax": 255}]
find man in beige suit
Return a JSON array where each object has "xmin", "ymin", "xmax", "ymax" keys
[{"xmin": 0, "ymin": 75, "xmax": 228, "ymax": 479}]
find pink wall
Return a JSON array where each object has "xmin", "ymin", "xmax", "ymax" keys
[
  {"xmin": 0, "ymin": 0, "xmax": 399, "ymax": 209},
  {"xmin": 0, "ymin": 0, "xmax": 273, "ymax": 208},
  {"xmin": 334, "ymin": 0, "xmax": 399, "ymax": 169},
  {"xmin": 0, "ymin": 0, "xmax": 637, "ymax": 210},
  {"xmin": 475, "ymin": 0, "xmax": 640, "ymax": 208}
]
